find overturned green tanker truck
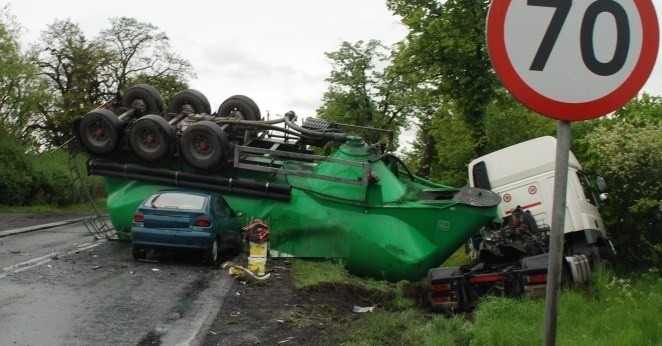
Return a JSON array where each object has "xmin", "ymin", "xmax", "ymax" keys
[{"xmin": 73, "ymin": 84, "xmax": 501, "ymax": 281}]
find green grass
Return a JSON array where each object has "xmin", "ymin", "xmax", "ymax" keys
[
  {"xmin": 291, "ymin": 259, "xmax": 394, "ymax": 294},
  {"xmin": 340, "ymin": 310, "xmax": 473, "ymax": 346},
  {"xmin": 472, "ymin": 268, "xmax": 662, "ymax": 345},
  {"xmin": 290, "ymin": 259, "xmax": 661, "ymax": 346},
  {"xmin": 441, "ymin": 247, "xmax": 471, "ymax": 267}
]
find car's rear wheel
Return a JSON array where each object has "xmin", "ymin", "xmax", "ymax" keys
[
  {"xmin": 204, "ymin": 237, "xmax": 222, "ymax": 267},
  {"xmin": 132, "ymin": 244, "xmax": 146, "ymax": 260}
]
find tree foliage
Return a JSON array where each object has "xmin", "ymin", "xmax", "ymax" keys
[
  {"xmin": 0, "ymin": 6, "xmax": 49, "ymax": 145},
  {"xmin": 98, "ymin": 17, "xmax": 195, "ymax": 96},
  {"xmin": 387, "ymin": 0, "xmax": 497, "ymax": 157},
  {"xmin": 35, "ymin": 19, "xmax": 111, "ymax": 147},
  {"xmin": 317, "ymin": 40, "xmax": 412, "ymax": 147},
  {"xmin": 581, "ymin": 95, "xmax": 662, "ymax": 267},
  {"xmin": 32, "ymin": 17, "xmax": 194, "ymax": 149}
]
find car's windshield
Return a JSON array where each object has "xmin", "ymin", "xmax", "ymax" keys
[{"xmin": 146, "ymin": 192, "xmax": 207, "ymax": 210}]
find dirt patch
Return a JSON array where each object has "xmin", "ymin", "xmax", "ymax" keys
[{"xmin": 202, "ymin": 259, "xmax": 389, "ymax": 346}]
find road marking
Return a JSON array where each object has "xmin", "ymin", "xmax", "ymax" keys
[{"xmin": 0, "ymin": 242, "xmax": 105, "ymax": 279}]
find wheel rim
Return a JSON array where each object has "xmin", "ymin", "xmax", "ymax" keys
[
  {"xmin": 87, "ymin": 119, "xmax": 111, "ymax": 146},
  {"xmin": 211, "ymin": 239, "xmax": 218, "ymax": 262},
  {"xmin": 137, "ymin": 127, "xmax": 161, "ymax": 154},
  {"xmin": 190, "ymin": 134, "xmax": 213, "ymax": 160}
]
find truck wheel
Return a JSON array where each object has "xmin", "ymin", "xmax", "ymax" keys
[
  {"xmin": 128, "ymin": 114, "xmax": 174, "ymax": 163},
  {"xmin": 123, "ymin": 84, "xmax": 164, "ymax": 116},
  {"xmin": 597, "ymin": 247, "xmax": 616, "ymax": 272},
  {"xmin": 217, "ymin": 95, "xmax": 261, "ymax": 121},
  {"xmin": 180, "ymin": 121, "xmax": 228, "ymax": 171},
  {"xmin": 167, "ymin": 89, "xmax": 211, "ymax": 115},
  {"xmin": 78, "ymin": 109, "xmax": 122, "ymax": 156}
]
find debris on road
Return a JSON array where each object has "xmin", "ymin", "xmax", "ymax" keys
[{"xmin": 352, "ymin": 305, "xmax": 376, "ymax": 313}]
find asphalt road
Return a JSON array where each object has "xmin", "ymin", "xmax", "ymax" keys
[{"xmin": 0, "ymin": 221, "xmax": 236, "ymax": 346}]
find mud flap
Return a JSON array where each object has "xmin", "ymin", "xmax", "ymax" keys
[
  {"xmin": 520, "ymin": 254, "xmax": 549, "ymax": 298},
  {"xmin": 427, "ymin": 267, "xmax": 462, "ymax": 312}
]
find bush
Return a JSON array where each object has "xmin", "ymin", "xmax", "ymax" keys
[
  {"xmin": 581, "ymin": 98, "xmax": 662, "ymax": 268},
  {"xmin": 0, "ymin": 132, "xmax": 36, "ymax": 205},
  {"xmin": 0, "ymin": 131, "xmax": 95, "ymax": 207}
]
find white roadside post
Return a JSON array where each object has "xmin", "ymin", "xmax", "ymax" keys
[{"xmin": 486, "ymin": 0, "xmax": 658, "ymax": 344}]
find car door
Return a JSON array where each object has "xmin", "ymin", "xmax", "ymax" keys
[{"xmin": 213, "ymin": 196, "xmax": 241, "ymax": 249}]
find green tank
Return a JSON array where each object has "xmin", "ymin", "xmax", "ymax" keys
[{"xmin": 75, "ymin": 85, "xmax": 500, "ymax": 281}]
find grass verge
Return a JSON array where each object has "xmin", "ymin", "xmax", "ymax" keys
[{"xmin": 290, "ymin": 257, "xmax": 661, "ymax": 346}]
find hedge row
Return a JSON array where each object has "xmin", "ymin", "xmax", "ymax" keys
[{"xmin": 0, "ymin": 135, "xmax": 84, "ymax": 207}]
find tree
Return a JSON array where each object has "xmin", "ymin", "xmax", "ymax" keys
[
  {"xmin": 317, "ymin": 40, "xmax": 414, "ymax": 147},
  {"xmin": 387, "ymin": 0, "xmax": 498, "ymax": 158},
  {"xmin": 483, "ymin": 91, "xmax": 556, "ymax": 153},
  {"xmin": 97, "ymin": 17, "xmax": 195, "ymax": 96},
  {"xmin": 33, "ymin": 17, "xmax": 194, "ymax": 149},
  {"xmin": 34, "ymin": 19, "xmax": 111, "ymax": 148},
  {"xmin": 0, "ymin": 6, "xmax": 49, "ymax": 145},
  {"xmin": 581, "ymin": 95, "xmax": 662, "ymax": 267}
]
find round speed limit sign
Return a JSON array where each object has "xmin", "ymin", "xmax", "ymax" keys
[{"xmin": 487, "ymin": 0, "xmax": 659, "ymax": 120}]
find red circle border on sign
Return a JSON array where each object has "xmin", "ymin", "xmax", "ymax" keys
[{"xmin": 487, "ymin": 0, "xmax": 659, "ymax": 121}]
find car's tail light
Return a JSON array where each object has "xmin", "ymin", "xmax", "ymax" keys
[
  {"xmin": 133, "ymin": 212, "xmax": 144, "ymax": 223},
  {"xmin": 194, "ymin": 215, "xmax": 212, "ymax": 227}
]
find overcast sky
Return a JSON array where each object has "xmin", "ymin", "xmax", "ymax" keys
[
  {"xmin": 6, "ymin": 0, "xmax": 662, "ymax": 147},
  {"xmin": 7, "ymin": 0, "xmax": 408, "ymax": 118}
]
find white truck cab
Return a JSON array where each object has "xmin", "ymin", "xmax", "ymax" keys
[{"xmin": 468, "ymin": 136, "xmax": 615, "ymax": 265}]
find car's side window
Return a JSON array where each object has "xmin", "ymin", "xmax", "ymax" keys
[
  {"xmin": 219, "ymin": 197, "xmax": 233, "ymax": 216},
  {"xmin": 213, "ymin": 197, "xmax": 226, "ymax": 217}
]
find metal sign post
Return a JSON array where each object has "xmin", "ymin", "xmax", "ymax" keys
[
  {"xmin": 486, "ymin": 0, "xmax": 658, "ymax": 344},
  {"xmin": 542, "ymin": 121, "xmax": 571, "ymax": 345}
]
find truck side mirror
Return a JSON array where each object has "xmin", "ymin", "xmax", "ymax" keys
[{"xmin": 596, "ymin": 176, "xmax": 607, "ymax": 192}]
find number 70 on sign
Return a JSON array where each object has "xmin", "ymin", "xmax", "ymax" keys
[{"xmin": 487, "ymin": 0, "xmax": 659, "ymax": 121}]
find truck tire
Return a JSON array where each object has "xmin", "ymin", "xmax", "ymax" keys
[
  {"xmin": 128, "ymin": 114, "xmax": 175, "ymax": 164},
  {"xmin": 123, "ymin": 84, "xmax": 164, "ymax": 116},
  {"xmin": 180, "ymin": 121, "xmax": 229, "ymax": 171},
  {"xmin": 217, "ymin": 95, "xmax": 261, "ymax": 121},
  {"xmin": 167, "ymin": 89, "xmax": 211, "ymax": 115},
  {"xmin": 78, "ymin": 109, "xmax": 122, "ymax": 156},
  {"xmin": 597, "ymin": 246, "xmax": 616, "ymax": 272}
]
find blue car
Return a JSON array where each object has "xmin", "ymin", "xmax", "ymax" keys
[{"xmin": 131, "ymin": 190, "xmax": 244, "ymax": 266}]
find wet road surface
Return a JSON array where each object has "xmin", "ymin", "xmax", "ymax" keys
[{"xmin": 0, "ymin": 221, "xmax": 235, "ymax": 345}]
